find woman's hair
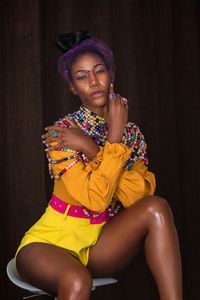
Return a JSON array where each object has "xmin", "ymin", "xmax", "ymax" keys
[{"xmin": 55, "ymin": 30, "xmax": 116, "ymax": 83}]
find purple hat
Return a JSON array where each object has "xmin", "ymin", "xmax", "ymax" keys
[{"xmin": 56, "ymin": 31, "xmax": 116, "ymax": 83}]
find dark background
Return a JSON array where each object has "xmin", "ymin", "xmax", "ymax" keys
[{"xmin": 1, "ymin": 0, "xmax": 199, "ymax": 299}]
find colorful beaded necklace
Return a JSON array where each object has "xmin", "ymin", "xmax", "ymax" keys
[
  {"xmin": 46, "ymin": 104, "xmax": 148, "ymax": 218},
  {"xmin": 66, "ymin": 105, "xmax": 148, "ymax": 168}
]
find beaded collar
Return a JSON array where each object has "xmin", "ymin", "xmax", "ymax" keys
[{"xmin": 54, "ymin": 104, "xmax": 148, "ymax": 168}]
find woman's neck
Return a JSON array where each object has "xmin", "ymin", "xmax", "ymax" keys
[{"xmin": 82, "ymin": 104, "xmax": 108, "ymax": 119}]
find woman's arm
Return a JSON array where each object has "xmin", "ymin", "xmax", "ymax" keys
[
  {"xmin": 83, "ymin": 128, "xmax": 156, "ymax": 207},
  {"xmin": 48, "ymin": 140, "xmax": 132, "ymax": 212},
  {"xmin": 46, "ymin": 130, "xmax": 155, "ymax": 211},
  {"xmin": 79, "ymin": 137, "xmax": 100, "ymax": 161},
  {"xmin": 84, "ymin": 144, "xmax": 156, "ymax": 208},
  {"xmin": 113, "ymin": 158, "xmax": 156, "ymax": 207}
]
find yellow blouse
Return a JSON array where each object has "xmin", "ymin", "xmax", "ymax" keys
[{"xmin": 49, "ymin": 139, "xmax": 156, "ymax": 212}]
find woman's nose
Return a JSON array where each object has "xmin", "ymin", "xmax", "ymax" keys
[{"xmin": 88, "ymin": 72, "xmax": 99, "ymax": 86}]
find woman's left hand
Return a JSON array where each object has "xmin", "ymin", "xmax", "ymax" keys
[{"xmin": 42, "ymin": 116, "xmax": 89, "ymax": 152}]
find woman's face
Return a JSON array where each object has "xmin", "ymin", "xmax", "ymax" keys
[{"xmin": 70, "ymin": 52, "xmax": 114, "ymax": 112}]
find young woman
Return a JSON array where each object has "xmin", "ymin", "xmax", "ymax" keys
[{"xmin": 15, "ymin": 31, "xmax": 182, "ymax": 300}]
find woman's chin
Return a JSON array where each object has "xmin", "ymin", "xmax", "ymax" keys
[
  {"xmin": 84, "ymin": 96, "xmax": 108, "ymax": 107},
  {"xmin": 93, "ymin": 95, "xmax": 109, "ymax": 106}
]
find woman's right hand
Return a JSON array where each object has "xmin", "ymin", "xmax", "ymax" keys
[
  {"xmin": 42, "ymin": 118, "xmax": 93, "ymax": 153},
  {"xmin": 104, "ymin": 83, "xmax": 128, "ymax": 143}
]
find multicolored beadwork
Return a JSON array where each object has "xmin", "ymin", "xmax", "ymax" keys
[
  {"xmin": 81, "ymin": 198, "xmax": 121, "ymax": 217},
  {"xmin": 65, "ymin": 104, "xmax": 148, "ymax": 168},
  {"xmin": 45, "ymin": 103, "xmax": 149, "ymax": 217},
  {"xmin": 45, "ymin": 145, "xmax": 79, "ymax": 180}
]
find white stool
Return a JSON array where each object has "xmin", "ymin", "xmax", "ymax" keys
[{"xmin": 7, "ymin": 258, "xmax": 117, "ymax": 299}]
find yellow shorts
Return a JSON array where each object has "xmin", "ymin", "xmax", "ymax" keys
[{"xmin": 15, "ymin": 204, "xmax": 106, "ymax": 266}]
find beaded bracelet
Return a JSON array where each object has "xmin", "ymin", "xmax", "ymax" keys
[
  {"xmin": 51, "ymin": 155, "xmax": 78, "ymax": 165},
  {"xmin": 50, "ymin": 159, "xmax": 79, "ymax": 180}
]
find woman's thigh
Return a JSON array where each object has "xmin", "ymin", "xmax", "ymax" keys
[
  {"xmin": 87, "ymin": 195, "xmax": 169, "ymax": 277},
  {"xmin": 16, "ymin": 242, "xmax": 92, "ymax": 296}
]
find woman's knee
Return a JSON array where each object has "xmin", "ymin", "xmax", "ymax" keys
[
  {"xmin": 144, "ymin": 195, "xmax": 174, "ymax": 225},
  {"xmin": 16, "ymin": 243, "xmax": 93, "ymax": 296},
  {"xmin": 58, "ymin": 268, "xmax": 93, "ymax": 296}
]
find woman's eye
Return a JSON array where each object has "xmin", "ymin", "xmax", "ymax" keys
[
  {"xmin": 96, "ymin": 69, "xmax": 105, "ymax": 74},
  {"xmin": 76, "ymin": 75, "xmax": 87, "ymax": 80}
]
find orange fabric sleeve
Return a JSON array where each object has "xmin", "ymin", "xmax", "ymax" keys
[
  {"xmin": 48, "ymin": 141, "xmax": 133, "ymax": 212},
  {"xmin": 113, "ymin": 158, "xmax": 156, "ymax": 207},
  {"xmin": 85, "ymin": 144, "xmax": 156, "ymax": 207}
]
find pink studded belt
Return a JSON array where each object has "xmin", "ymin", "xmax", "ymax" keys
[{"xmin": 50, "ymin": 194, "xmax": 114, "ymax": 224}]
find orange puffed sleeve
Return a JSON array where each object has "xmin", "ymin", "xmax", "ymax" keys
[
  {"xmin": 83, "ymin": 125, "xmax": 156, "ymax": 207},
  {"xmin": 48, "ymin": 141, "xmax": 133, "ymax": 212},
  {"xmin": 85, "ymin": 144, "xmax": 156, "ymax": 207},
  {"xmin": 113, "ymin": 158, "xmax": 156, "ymax": 207}
]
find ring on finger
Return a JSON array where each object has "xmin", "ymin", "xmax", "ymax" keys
[
  {"xmin": 51, "ymin": 129, "xmax": 58, "ymax": 137},
  {"xmin": 122, "ymin": 97, "xmax": 128, "ymax": 104},
  {"xmin": 109, "ymin": 93, "xmax": 117, "ymax": 100},
  {"xmin": 116, "ymin": 94, "xmax": 121, "ymax": 100},
  {"xmin": 117, "ymin": 94, "xmax": 125, "ymax": 102}
]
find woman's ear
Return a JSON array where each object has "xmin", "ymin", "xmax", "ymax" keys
[{"xmin": 69, "ymin": 83, "xmax": 78, "ymax": 95}]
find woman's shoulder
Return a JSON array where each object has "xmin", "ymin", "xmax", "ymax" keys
[
  {"xmin": 125, "ymin": 122, "xmax": 148, "ymax": 165},
  {"xmin": 126, "ymin": 121, "xmax": 145, "ymax": 140},
  {"xmin": 53, "ymin": 112, "xmax": 75, "ymax": 128},
  {"xmin": 124, "ymin": 121, "xmax": 146, "ymax": 151},
  {"xmin": 126, "ymin": 121, "xmax": 141, "ymax": 132}
]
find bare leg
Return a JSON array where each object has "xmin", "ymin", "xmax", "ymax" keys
[
  {"xmin": 87, "ymin": 196, "xmax": 182, "ymax": 300},
  {"xmin": 16, "ymin": 243, "xmax": 92, "ymax": 300}
]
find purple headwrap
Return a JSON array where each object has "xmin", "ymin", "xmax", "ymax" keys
[{"xmin": 57, "ymin": 36, "xmax": 116, "ymax": 83}]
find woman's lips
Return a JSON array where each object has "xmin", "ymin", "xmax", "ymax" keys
[{"xmin": 90, "ymin": 90, "xmax": 104, "ymax": 98}]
